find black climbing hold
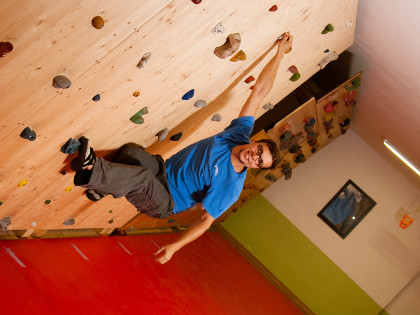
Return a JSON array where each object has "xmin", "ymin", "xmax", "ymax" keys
[
  {"xmin": 182, "ymin": 89, "xmax": 195, "ymax": 100},
  {"xmin": 60, "ymin": 138, "xmax": 81, "ymax": 154},
  {"xmin": 53, "ymin": 75, "xmax": 71, "ymax": 89},
  {"xmin": 168, "ymin": 219, "xmax": 175, "ymax": 223},
  {"xmin": 92, "ymin": 94, "xmax": 101, "ymax": 101},
  {"xmin": 130, "ymin": 107, "xmax": 148, "ymax": 124},
  {"xmin": 45, "ymin": 200, "xmax": 51, "ymax": 204},
  {"xmin": 20, "ymin": 127, "xmax": 36, "ymax": 141},
  {"xmin": 324, "ymin": 49, "xmax": 330, "ymax": 53},
  {"xmin": 60, "ymin": 170, "xmax": 66, "ymax": 175},
  {"xmin": 170, "ymin": 132, "xmax": 183, "ymax": 141}
]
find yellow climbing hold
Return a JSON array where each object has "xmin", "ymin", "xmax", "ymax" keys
[
  {"xmin": 324, "ymin": 112, "xmax": 335, "ymax": 122},
  {"xmin": 133, "ymin": 91, "xmax": 140, "ymax": 97},
  {"xmin": 18, "ymin": 180, "xmax": 28, "ymax": 187},
  {"xmin": 230, "ymin": 50, "xmax": 246, "ymax": 62},
  {"xmin": 65, "ymin": 185, "xmax": 73, "ymax": 192}
]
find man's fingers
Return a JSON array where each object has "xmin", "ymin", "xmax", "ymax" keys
[{"xmin": 154, "ymin": 247, "xmax": 164, "ymax": 255}]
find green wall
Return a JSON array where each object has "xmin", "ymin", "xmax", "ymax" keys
[{"xmin": 221, "ymin": 195, "xmax": 384, "ymax": 315}]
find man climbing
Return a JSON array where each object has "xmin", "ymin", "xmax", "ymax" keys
[{"xmin": 72, "ymin": 33, "xmax": 293, "ymax": 264}]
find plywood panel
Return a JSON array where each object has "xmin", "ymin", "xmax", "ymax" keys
[{"xmin": 0, "ymin": 0, "xmax": 358, "ymax": 230}]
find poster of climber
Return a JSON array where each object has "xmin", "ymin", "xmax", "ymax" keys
[{"xmin": 318, "ymin": 180, "xmax": 376, "ymax": 239}]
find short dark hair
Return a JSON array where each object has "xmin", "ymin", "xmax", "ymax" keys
[{"xmin": 256, "ymin": 139, "xmax": 281, "ymax": 169}]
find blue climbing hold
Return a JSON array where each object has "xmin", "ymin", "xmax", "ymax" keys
[
  {"xmin": 92, "ymin": 94, "xmax": 101, "ymax": 101},
  {"xmin": 182, "ymin": 89, "xmax": 195, "ymax": 100}
]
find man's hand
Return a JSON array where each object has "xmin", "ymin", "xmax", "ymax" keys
[
  {"xmin": 277, "ymin": 32, "xmax": 293, "ymax": 55},
  {"xmin": 154, "ymin": 243, "xmax": 178, "ymax": 264}
]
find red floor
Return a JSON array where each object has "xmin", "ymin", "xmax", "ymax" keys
[{"xmin": 0, "ymin": 232, "xmax": 302, "ymax": 314}]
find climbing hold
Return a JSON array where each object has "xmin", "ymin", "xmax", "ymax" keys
[
  {"xmin": 182, "ymin": 89, "xmax": 195, "ymax": 100},
  {"xmin": 18, "ymin": 180, "xmax": 28, "ymax": 187},
  {"xmin": 214, "ymin": 33, "xmax": 241, "ymax": 59},
  {"xmin": 61, "ymin": 170, "xmax": 66, "ymax": 175},
  {"xmin": 281, "ymin": 163, "xmax": 292, "ymax": 180},
  {"xmin": 290, "ymin": 72, "xmax": 300, "ymax": 82},
  {"xmin": 249, "ymin": 85, "xmax": 255, "ymax": 90},
  {"xmin": 0, "ymin": 42, "xmax": 13, "ymax": 57},
  {"xmin": 31, "ymin": 222, "xmax": 37, "ymax": 227},
  {"xmin": 319, "ymin": 51, "xmax": 339, "ymax": 69},
  {"xmin": 322, "ymin": 23, "xmax": 334, "ymax": 34},
  {"xmin": 343, "ymin": 90, "xmax": 357, "ymax": 107},
  {"xmin": 20, "ymin": 127, "xmax": 36, "ymax": 141},
  {"xmin": 277, "ymin": 33, "xmax": 292, "ymax": 53},
  {"xmin": 324, "ymin": 49, "xmax": 330, "ymax": 53},
  {"xmin": 63, "ymin": 218, "xmax": 75, "ymax": 226},
  {"xmin": 53, "ymin": 75, "xmax": 71, "ymax": 89},
  {"xmin": 269, "ymin": 5, "xmax": 278, "ymax": 12},
  {"xmin": 45, "ymin": 199, "xmax": 51, "ymax": 205},
  {"xmin": 324, "ymin": 101, "xmax": 338, "ymax": 113},
  {"xmin": 245, "ymin": 76, "xmax": 255, "ymax": 84},
  {"xmin": 0, "ymin": 216, "xmax": 11, "ymax": 232},
  {"xmin": 0, "ymin": 201, "xmax": 2, "ymax": 206},
  {"xmin": 65, "ymin": 186, "xmax": 73, "ymax": 192},
  {"xmin": 168, "ymin": 219, "xmax": 175, "ymax": 224},
  {"xmin": 92, "ymin": 16, "xmax": 104, "ymax": 29},
  {"xmin": 137, "ymin": 52, "xmax": 151, "ymax": 68},
  {"xmin": 133, "ymin": 91, "xmax": 140, "ymax": 97},
  {"xmin": 289, "ymin": 65, "xmax": 298, "ymax": 74},
  {"xmin": 60, "ymin": 138, "xmax": 81, "ymax": 154},
  {"xmin": 230, "ymin": 50, "xmax": 246, "ymax": 62},
  {"xmin": 211, "ymin": 114, "xmax": 222, "ymax": 122},
  {"xmin": 194, "ymin": 100, "xmax": 207, "ymax": 108},
  {"xmin": 130, "ymin": 107, "xmax": 148, "ymax": 124},
  {"xmin": 263, "ymin": 103, "xmax": 274, "ymax": 110},
  {"xmin": 400, "ymin": 214, "xmax": 414, "ymax": 229},
  {"xmin": 191, "ymin": 0, "xmax": 202, "ymax": 3},
  {"xmin": 294, "ymin": 154, "xmax": 306, "ymax": 163},
  {"xmin": 304, "ymin": 117, "xmax": 316, "ymax": 127},
  {"xmin": 170, "ymin": 132, "xmax": 183, "ymax": 141},
  {"xmin": 92, "ymin": 94, "xmax": 101, "ymax": 101},
  {"xmin": 265, "ymin": 174, "xmax": 277, "ymax": 182},
  {"xmin": 324, "ymin": 112, "xmax": 335, "ymax": 122},
  {"xmin": 211, "ymin": 22, "xmax": 225, "ymax": 34},
  {"xmin": 345, "ymin": 21, "xmax": 353, "ymax": 28},
  {"xmin": 344, "ymin": 77, "xmax": 361, "ymax": 91},
  {"xmin": 108, "ymin": 219, "xmax": 114, "ymax": 224},
  {"xmin": 156, "ymin": 127, "xmax": 169, "ymax": 141}
]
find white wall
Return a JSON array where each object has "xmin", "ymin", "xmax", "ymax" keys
[{"xmin": 262, "ymin": 130, "xmax": 420, "ymax": 309}]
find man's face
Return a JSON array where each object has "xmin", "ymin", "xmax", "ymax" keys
[{"xmin": 238, "ymin": 142, "xmax": 273, "ymax": 169}]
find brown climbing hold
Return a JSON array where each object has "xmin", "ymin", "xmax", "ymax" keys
[
  {"xmin": 288, "ymin": 65, "xmax": 298, "ymax": 74},
  {"xmin": 245, "ymin": 76, "xmax": 255, "ymax": 84},
  {"xmin": 137, "ymin": 52, "xmax": 151, "ymax": 68},
  {"xmin": 0, "ymin": 42, "xmax": 13, "ymax": 57},
  {"xmin": 214, "ymin": 33, "xmax": 241, "ymax": 59},
  {"xmin": 92, "ymin": 16, "xmax": 104, "ymax": 29},
  {"xmin": 230, "ymin": 50, "xmax": 246, "ymax": 62},
  {"xmin": 53, "ymin": 75, "xmax": 71, "ymax": 89},
  {"xmin": 269, "ymin": 5, "xmax": 278, "ymax": 12}
]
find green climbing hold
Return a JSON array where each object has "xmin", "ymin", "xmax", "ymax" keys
[
  {"xmin": 322, "ymin": 24, "xmax": 334, "ymax": 34},
  {"xmin": 265, "ymin": 174, "xmax": 277, "ymax": 182},
  {"xmin": 130, "ymin": 107, "xmax": 148, "ymax": 124},
  {"xmin": 45, "ymin": 200, "xmax": 51, "ymax": 204},
  {"xmin": 108, "ymin": 219, "xmax": 114, "ymax": 224},
  {"xmin": 290, "ymin": 72, "xmax": 301, "ymax": 82},
  {"xmin": 344, "ymin": 77, "xmax": 361, "ymax": 91},
  {"xmin": 109, "ymin": 210, "xmax": 112, "ymax": 213},
  {"xmin": 0, "ymin": 201, "xmax": 2, "ymax": 206}
]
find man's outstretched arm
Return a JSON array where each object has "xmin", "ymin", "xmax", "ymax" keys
[
  {"xmin": 154, "ymin": 211, "xmax": 214, "ymax": 264},
  {"xmin": 239, "ymin": 33, "xmax": 293, "ymax": 118}
]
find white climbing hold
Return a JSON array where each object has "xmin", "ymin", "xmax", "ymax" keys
[
  {"xmin": 211, "ymin": 22, "xmax": 225, "ymax": 34},
  {"xmin": 263, "ymin": 103, "xmax": 274, "ymax": 110},
  {"xmin": 345, "ymin": 21, "xmax": 353, "ymax": 28},
  {"xmin": 319, "ymin": 51, "xmax": 339, "ymax": 69},
  {"xmin": 137, "ymin": 52, "xmax": 151, "ymax": 69},
  {"xmin": 211, "ymin": 114, "xmax": 222, "ymax": 122},
  {"xmin": 156, "ymin": 127, "xmax": 169, "ymax": 141},
  {"xmin": 31, "ymin": 222, "xmax": 37, "ymax": 227},
  {"xmin": 194, "ymin": 100, "xmax": 207, "ymax": 108}
]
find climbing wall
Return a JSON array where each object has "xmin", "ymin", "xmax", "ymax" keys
[{"xmin": 0, "ymin": 0, "xmax": 358, "ymax": 234}]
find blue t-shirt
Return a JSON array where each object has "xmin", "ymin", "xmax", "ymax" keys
[{"xmin": 166, "ymin": 116, "xmax": 255, "ymax": 219}]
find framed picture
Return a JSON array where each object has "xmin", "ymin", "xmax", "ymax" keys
[{"xmin": 318, "ymin": 180, "xmax": 376, "ymax": 239}]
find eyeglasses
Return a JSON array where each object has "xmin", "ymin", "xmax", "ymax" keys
[{"xmin": 255, "ymin": 144, "xmax": 264, "ymax": 168}]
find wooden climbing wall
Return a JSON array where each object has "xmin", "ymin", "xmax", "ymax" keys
[{"xmin": 0, "ymin": 0, "xmax": 358, "ymax": 233}]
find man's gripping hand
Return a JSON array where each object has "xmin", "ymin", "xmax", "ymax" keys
[{"xmin": 154, "ymin": 244, "xmax": 178, "ymax": 264}]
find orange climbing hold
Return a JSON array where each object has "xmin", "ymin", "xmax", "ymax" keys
[
  {"xmin": 269, "ymin": 5, "xmax": 278, "ymax": 12},
  {"xmin": 230, "ymin": 50, "xmax": 246, "ymax": 62},
  {"xmin": 18, "ymin": 180, "xmax": 28, "ymax": 187}
]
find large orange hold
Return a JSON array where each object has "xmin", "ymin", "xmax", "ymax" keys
[{"xmin": 92, "ymin": 16, "xmax": 104, "ymax": 29}]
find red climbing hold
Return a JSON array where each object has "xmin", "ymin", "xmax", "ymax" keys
[
  {"xmin": 0, "ymin": 42, "xmax": 13, "ymax": 57},
  {"xmin": 269, "ymin": 5, "xmax": 278, "ymax": 12},
  {"xmin": 245, "ymin": 76, "xmax": 255, "ymax": 84},
  {"xmin": 191, "ymin": 0, "xmax": 202, "ymax": 4}
]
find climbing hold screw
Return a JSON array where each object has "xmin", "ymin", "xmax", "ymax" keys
[
  {"xmin": 92, "ymin": 16, "xmax": 104, "ymax": 29},
  {"xmin": 53, "ymin": 75, "xmax": 71, "ymax": 89},
  {"xmin": 20, "ymin": 127, "xmax": 36, "ymax": 141},
  {"xmin": 182, "ymin": 89, "xmax": 195, "ymax": 100},
  {"xmin": 0, "ymin": 42, "xmax": 13, "ymax": 57},
  {"xmin": 18, "ymin": 180, "xmax": 28, "ymax": 187},
  {"xmin": 130, "ymin": 107, "xmax": 148, "ymax": 124},
  {"xmin": 170, "ymin": 132, "xmax": 183, "ymax": 141},
  {"xmin": 92, "ymin": 94, "xmax": 101, "ymax": 101},
  {"xmin": 133, "ymin": 91, "xmax": 140, "ymax": 97},
  {"xmin": 269, "ymin": 5, "xmax": 278, "ymax": 12}
]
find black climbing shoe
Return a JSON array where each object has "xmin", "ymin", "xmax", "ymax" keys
[
  {"xmin": 70, "ymin": 137, "xmax": 96, "ymax": 171},
  {"xmin": 85, "ymin": 189, "xmax": 104, "ymax": 202}
]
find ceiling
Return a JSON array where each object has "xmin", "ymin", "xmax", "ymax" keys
[{"xmin": 347, "ymin": 0, "xmax": 420, "ymax": 189}]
